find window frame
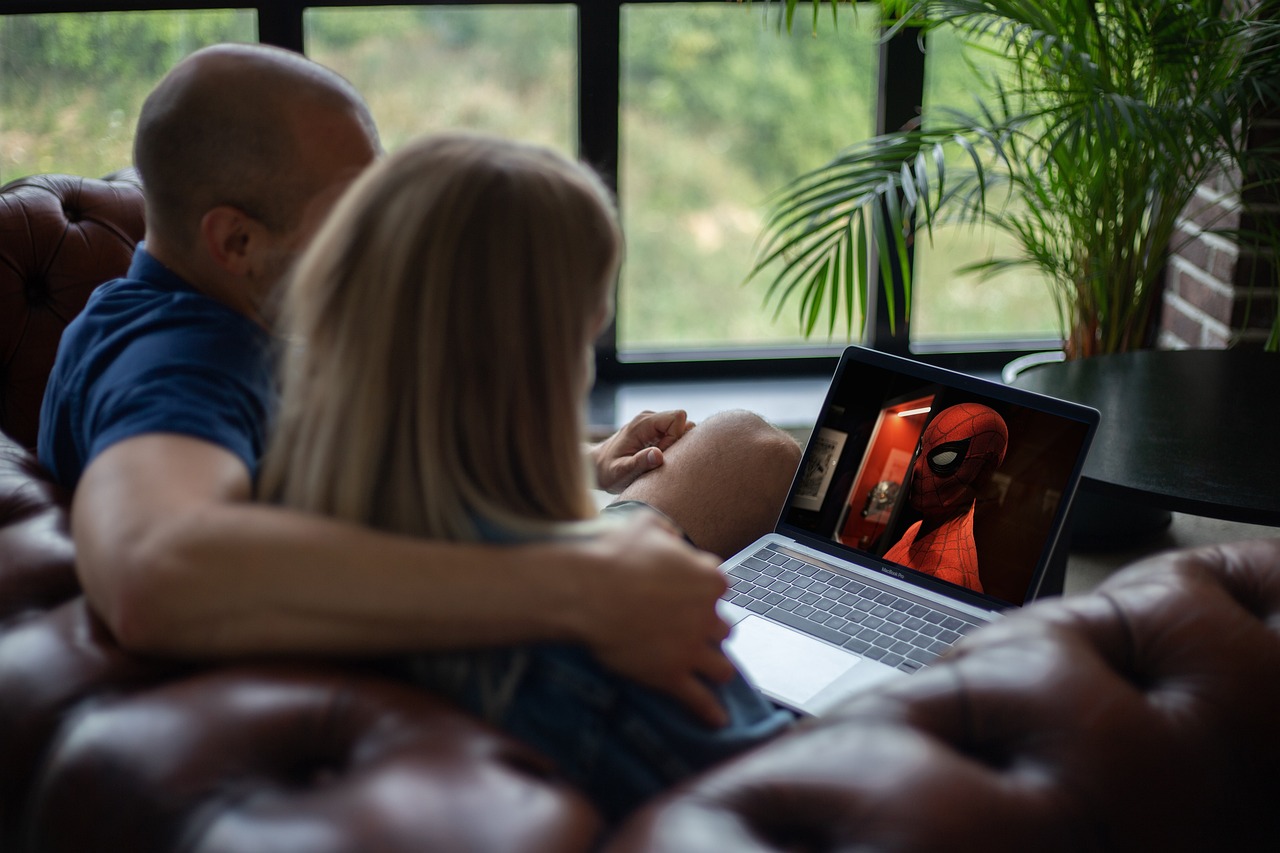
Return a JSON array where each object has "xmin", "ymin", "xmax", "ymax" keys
[{"xmin": 0, "ymin": 0, "xmax": 1059, "ymax": 382}]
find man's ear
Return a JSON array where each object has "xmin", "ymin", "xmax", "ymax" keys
[{"xmin": 199, "ymin": 205, "xmax": 261, "ymax": 278}]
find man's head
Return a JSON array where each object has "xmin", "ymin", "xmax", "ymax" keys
[{"xmin": 133, "ymin": 43, "xmax": 380, "ymax": 313}]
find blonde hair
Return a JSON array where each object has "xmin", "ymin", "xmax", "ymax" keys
[{"xmin": 259, "ymin": 132, "xmax": 622, "ymax": 541}]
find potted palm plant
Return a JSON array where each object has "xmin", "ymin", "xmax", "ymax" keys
[{"xmin": 750, "ymin": 0, "xmax": 1280, "ymax": 357}]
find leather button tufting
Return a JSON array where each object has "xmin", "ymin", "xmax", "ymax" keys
[
  {"xmin": 23, "ymin": 277, "xmax": 48, "ymax": 307},
  {"xmin": 0, "ymin": 173, "xmax": 146, "ymax": 451}
]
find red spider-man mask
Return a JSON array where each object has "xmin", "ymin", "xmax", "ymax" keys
[{"xmin": 908, "ymin": 403, "xmax": 1008, "ymax": 516}]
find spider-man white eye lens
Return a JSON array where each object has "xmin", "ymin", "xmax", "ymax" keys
[
  {"xmin": 926, "ymin": 438, "xmax": 970, "ymax": 476},
  {"xmin": 931, "ymin": 450, "xmax": 959, "ymax": 467}
]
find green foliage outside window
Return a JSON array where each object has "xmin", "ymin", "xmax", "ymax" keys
[
  {"xmin": 753, "ymin": 0, "xmax": 1280, "ymax": 353},
  {"xmin": 0, "ymin": 3, "xmax": 1066, "ymax": 348},
  {"xmin": 0, "ymin": 11, "xmax": 254, "ymax": 180},
  {"xmin": 0, "ymin": 11, "xmax": 248, "ymax": 81},
  {"xmin": 618, "ymin": 4, "xmax": 880, "ymax": 348}
]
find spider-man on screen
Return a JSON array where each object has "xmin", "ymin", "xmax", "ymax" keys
[{"xmin": 883, "ymin": 403, "xmax": 1008, "ymax": 593}]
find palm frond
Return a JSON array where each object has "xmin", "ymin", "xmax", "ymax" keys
[{"xmin": 749, "ymin": 0, "xmax": 1280, "ymax": 353}]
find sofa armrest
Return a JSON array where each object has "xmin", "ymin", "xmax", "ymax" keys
[{"xmin": 609, "ymin": 538, "xmax": 1280, "ymax": 853}]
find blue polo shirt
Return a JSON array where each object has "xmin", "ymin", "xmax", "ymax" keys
[{"xmin": 38, "ymin": 246, "xmax": 275, "ymax": 490}]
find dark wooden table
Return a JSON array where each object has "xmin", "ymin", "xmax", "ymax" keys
[{"xmin": 1011, "ymin": 349, "xmax": 1280, "ymax": 527}]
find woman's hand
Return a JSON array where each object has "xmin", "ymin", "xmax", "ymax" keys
[
  {"xmin": 589, "ymin": 409, "xmax": 695, "ymax": 493},
  {"xmin": 571, "ymin": 509, "xmax": 735, "ymax": 728}
]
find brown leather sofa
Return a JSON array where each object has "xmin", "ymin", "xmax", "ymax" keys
[{"xmin": 3, "ymin": 173, "xmax": 1279, "ymax": 852}]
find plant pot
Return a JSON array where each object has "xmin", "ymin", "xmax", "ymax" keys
[{"xmin": 1000, "ymin": 350, "xmax": 1066, "ymax": 385}]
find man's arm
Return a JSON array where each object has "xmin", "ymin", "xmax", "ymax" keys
[{"xmin": 72, "ymin": 433, "xmax": 735, "ymax": 725}]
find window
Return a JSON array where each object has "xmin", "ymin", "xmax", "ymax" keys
[
  {"xmin": 304, "ymin": 5, "xmax": 576, "ymax": 153},
  {"xmin": 0, "ymin": 10, "xmax": 255, "ymax": 182},
  {"xmin": 909, "ymin": 24, "xmax": 1058, "ymax": 343},
  {"xmin": 0, "ymin": 0, "xmax": 1055, "ymax": 377},
  {"xmin": 618, "ymin": 3, "xmax": 878, "ymax": 353}
]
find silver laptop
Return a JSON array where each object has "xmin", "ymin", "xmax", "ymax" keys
[{"xmin": 720, "ymin": 345, "xmax": 1099, "ymax": 715}]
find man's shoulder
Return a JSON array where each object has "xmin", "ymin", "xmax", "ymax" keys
[
  {"xmin": 83, "ymin": 273, "xmax": 250, "ymax": 339},
  {"xmin": 38, "ymin": 254, "xmax": 274, "ymax": 489},
  {"xmin": 61, "ymin": 266, "xmax": 266, "ymax": 380}
]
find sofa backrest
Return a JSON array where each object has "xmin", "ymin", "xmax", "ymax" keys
[{"xmin": 0, "ymin": 173, "xmax": 145, "ymax": 452}]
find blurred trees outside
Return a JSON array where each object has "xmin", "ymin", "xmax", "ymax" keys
[{"xmin": 0, "ymin": 3, "xmax": 1051, "ymax": 346}]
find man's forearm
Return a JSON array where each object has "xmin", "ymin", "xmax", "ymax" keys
[
  {"xmin": 76, "ymin": 499, "xmax": 586, "ymax": 658},
  {"xmin": 71, "ymin": 434, "xmax": 734, "ymax": 723}
]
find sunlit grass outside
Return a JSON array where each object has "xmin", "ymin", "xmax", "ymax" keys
[
  {"xmin": 913, "ymin": 222, "xmax": 1058, "ymax": 340},
  {"xmin": 0, "ymin": 10, "xmax": 256, "ymax": 181},
  {"xmin": 911, "ymin": 24, "xmax": 1057, "ymax": 341},
  {"xmin": 619, "ymin": 4, "xmax": 879, "ymax": 349},
  {"xmin": 304, "ymin": 6, "xmax": 576, "ymax": 153}
]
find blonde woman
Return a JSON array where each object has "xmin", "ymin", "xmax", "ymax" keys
[{"xmin": 260, "ymin": 132, "xmax": 792, "ymax": 820}]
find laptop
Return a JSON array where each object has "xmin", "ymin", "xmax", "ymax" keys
[{"xmin": 720, "ymin": 345, "xmax": 1099, "ymax": 715}]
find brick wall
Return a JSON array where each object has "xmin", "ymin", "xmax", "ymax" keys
[
  {"xmin": 1161, "ymin": 130, "xmax": 1279, "ymax": 350},
  {"xmin": 1160, "ymin": 3, "xmax": 1279, "ymax": 350}
]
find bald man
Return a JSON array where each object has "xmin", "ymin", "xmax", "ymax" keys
[{"xmin": 38, "ymin": 44, "xmax": 800, "ymax": 727}]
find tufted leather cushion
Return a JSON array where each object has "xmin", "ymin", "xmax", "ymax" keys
[
  {"xmin": 25, "ymin": 665, "xmax": 603, "ymax": 853},
  {"xmin": 0, "ymin": 427, "xmax": 603, "ymax": 853},
  {"xmin": 0, "ymin": 173, "xmax": 145, "ymax": 451},
  {"xmin": 0, "ymin": 427, "xmax": 175, "ymax": 847},
  {"xmin": 609, "ymin": 538, "xmax": 1280, "ymax": 853},
  {"xmin": 0, "ymin": 599, "xmax": 179, "ymax": 851},
  {"xmin": 0, "ymin": 434, "xmax": 77, "ymax": 619}
]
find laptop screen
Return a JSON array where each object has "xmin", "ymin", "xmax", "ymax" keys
[{"xmin": 779, "ymin": 347, "xmax": 1097, "ymax": 609}]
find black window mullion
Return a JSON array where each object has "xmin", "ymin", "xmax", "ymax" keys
[
  {"xmin": 868, "ymin": 24, "xmax": 927, "ymax": 356},
  {"xmin": 258, "ymin": 2, "xmax": 304, "ymax": 52},
  {"xmin": 580, "ymin": 1, "xmax": 622, "ymax": 373},
  {"xmin": 577, "ymin": 1, "xmax": 620, "ymax": 193}
]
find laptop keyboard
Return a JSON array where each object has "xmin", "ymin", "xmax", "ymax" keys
[{"xmin": 723, "ymin": 543, "xmax": 984, "ymax": 674}]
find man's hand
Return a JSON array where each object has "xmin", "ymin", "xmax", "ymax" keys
[
  {"xmin": 590, "ymin": 409, "xmax": 695, "ymax": 494},
  {"xmin": 574, "ymin": 510, "xmax": 735, "ymax": 727}
]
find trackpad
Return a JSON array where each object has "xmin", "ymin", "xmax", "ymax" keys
[{"xmin": 727, "ymin": 615, "xmax": 860, "ymax": 705}]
